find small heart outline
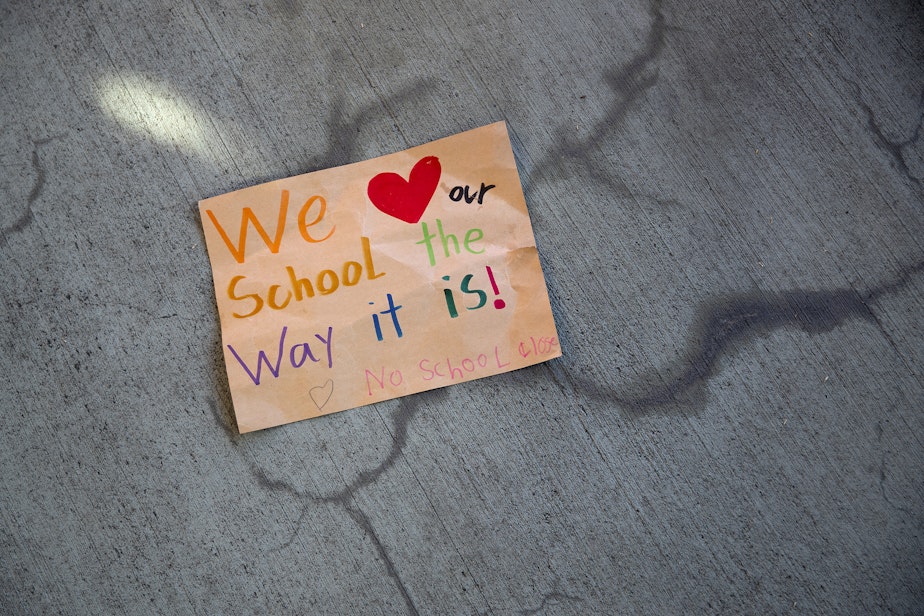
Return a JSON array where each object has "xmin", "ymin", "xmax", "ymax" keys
[{"xmin": 309, "ymin": 379, "xmax": 334, "ymax": 410}]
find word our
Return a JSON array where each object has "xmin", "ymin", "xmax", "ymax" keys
[{"xmin": 448, "ymin": 182, "xmax": 495, "ymax": 204}]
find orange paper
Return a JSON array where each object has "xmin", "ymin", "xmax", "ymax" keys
[{"xmin": 199, "ymin": 122, "xmax": 560, "ymax": 432}]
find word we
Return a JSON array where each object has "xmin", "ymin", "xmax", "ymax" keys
[{"xmin": 205, "ymin": 190, "xmax": 334, "ymax": 264}]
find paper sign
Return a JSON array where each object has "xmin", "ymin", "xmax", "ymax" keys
[{"xmin": 199, "ymin": 122, "xmax": 560, "ymax": 432}]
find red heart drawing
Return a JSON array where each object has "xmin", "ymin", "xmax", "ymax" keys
[{"xmin": 367, "ymin": 156, "xmax": 441, "ymax": 223}]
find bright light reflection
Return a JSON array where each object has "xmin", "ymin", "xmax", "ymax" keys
[{"xmin": 97, "ymin": 73, "xmax": 214, "ymax": 157}]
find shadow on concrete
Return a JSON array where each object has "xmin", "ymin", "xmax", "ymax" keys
[{"xmin": 561, "ymin": 260, "xmax": 924, "ymax": 416}]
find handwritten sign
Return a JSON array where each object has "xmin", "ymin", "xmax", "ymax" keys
[{"xmin": 199, "ymin": 122, "xmax": 560, "ymax": 432}]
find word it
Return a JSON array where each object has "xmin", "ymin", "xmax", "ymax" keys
[{"xmin": 369, "ymin": 293, "xmax": 403, "ymax": 341}]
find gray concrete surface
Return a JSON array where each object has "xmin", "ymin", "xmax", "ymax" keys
[{"xmin": 2, "ymin": 0, "xmax": 922, "ymax": 613}]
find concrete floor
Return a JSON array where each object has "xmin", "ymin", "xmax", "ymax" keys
[{"xmin": 1, "ymin": 1, "xmax": 922, "ymax": 613}]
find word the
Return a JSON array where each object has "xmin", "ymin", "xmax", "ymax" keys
[
  {"xmin": 416, "ymin": 218, "xmax": 484, "ymax": 266},
  {"xmin": 448, "ymin": 182, "xmax": 495, "ymax": 204},
  {"xmin": 228, "ymin": 325, "xmax": 333, "ymax": 386},
  {"xmin": 205, "ymin": 190, "xmax": 334, "ymax": 264},
  {"xmin": 228, "ymin": 237, "xmax": 384, "ymax": 318},
  {"xmin": 441, "ymin": 266, "xmax": 506, "ymax": 318},
  {"xmin": 369, "ymin": 293, "xmax": 403, "ymax": 341}
]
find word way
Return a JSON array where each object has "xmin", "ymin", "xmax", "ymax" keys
[{"xmin": 227, "ymin": 325, "xmax": 333, "ymax": 385}]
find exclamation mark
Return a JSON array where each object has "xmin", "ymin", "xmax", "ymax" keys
[{"xmin": 485, "ymin": 266, "xmax": 506, "ymax": 309}]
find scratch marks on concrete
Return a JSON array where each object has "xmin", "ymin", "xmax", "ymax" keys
[
  {"xmin": 526, "ymin": 0, "xmax": 666, "ymax": 200},
  {"xmin": 876, "ymin": 421, "xmax": 914, "ymax": 516},
  {"xmin": 235, "ymin": 393, "xmax": 442, "ymax": 615},
  {"xmin": 0, "ymin": 134, "xmax": 65, "ymax": 249},
  {"xmin": 565, "ymin": 261, "xmax": 924, "ymax": 414},
  {"xmin": 304, "ymin": 51, "xmax": 433, "ymax": 174},
  {"xmin": 320, "ymin": 395, "xmax": 422, "ymax": 504},
  {"xmin": 207, "ymin": 391, "xmax": 239, "ymax": 444},
  {"xmin": 858, "ymin": 87, "xmax": 924, "ymax": 189},
  {"xmin": 518, "ymin": 590, "xmax": 584, "ymax": 615},
  {"xmin": 343, "ymin": 501, "xmax": 420, "ymax": 616}
]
